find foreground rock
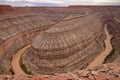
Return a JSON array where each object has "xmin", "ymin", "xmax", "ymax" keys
[{"xmin": 0, "ymin": 63, "xmax": 120, "ymax": 80}]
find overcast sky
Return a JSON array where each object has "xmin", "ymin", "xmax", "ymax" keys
[{"xmin": 0, "ymin": 0, "xmax": 120, "ymax": 6}]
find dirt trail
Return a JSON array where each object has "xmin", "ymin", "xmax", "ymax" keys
[
  {"xmin": 87, "ymin": 24, "xmax": 112, "ymax": 69},
  {"xmin": 11, "ymin": 44, "xmax": 31, "ymax": 75}
]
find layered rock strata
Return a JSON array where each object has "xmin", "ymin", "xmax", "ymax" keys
[
  {"xmin": 0, "ymin": 5, "xmax": 14, "ymax": 13},
  {"xmin": 22, "ymin": 13, "xmax": 106, "ymax": 75}
]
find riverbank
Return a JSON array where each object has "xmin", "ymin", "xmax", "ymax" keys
[
  {"xmin": 11, "ymin": 44, "xmax": 31, "ymax": 75},
  {"xmin": 87, "ymin": 24, "xmax": 113, "ymax": 69}
]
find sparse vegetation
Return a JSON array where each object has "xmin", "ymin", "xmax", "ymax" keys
[
  {"xmin": 10, "ymin": 56, "xmax": 13, "ymax": 61},
  {"xmin": 103, "ymin": 38, "xmax": 115, "ymax": 63},
  {"xmin": 9, "ymin": 68, "xmax": 15, "ymax": 75},
  {"xmin": 103, "ymin": 42, "xmax": 106, "ymax": 48},
  {"xmin": 19, "ymin": 55, "xmax": 33, "ymax": 75}
]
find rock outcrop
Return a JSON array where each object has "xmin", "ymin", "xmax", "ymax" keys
[
  {"xmin": 22, "ymin": 13, "xmax": 106, "ymax": 75},
  {"xmin": 0, "ymin": 63, "xmax": 120, "ymax": 80}
]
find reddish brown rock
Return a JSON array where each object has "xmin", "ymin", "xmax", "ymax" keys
[
  {"xmin": 0, "ymin": 5, "xmax": 120, "ymax": 76},
  {"xmin": 0, "ymin": 63, "xmax": 120, "ymax": 80}
]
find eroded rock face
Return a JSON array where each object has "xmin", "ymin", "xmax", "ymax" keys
[
  {"xmin": 0, "ymin": 63, "xmax": 120, "ymax": 80},
  {"xmin": 22, "ymin": 13, "xmax": 106, "ymax": 75}
]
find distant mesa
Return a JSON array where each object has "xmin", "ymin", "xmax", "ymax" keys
[
  {"xmin": 0, "ymin": 5, "xmax": 14, "ymax": 13},
  {"xmin": 0, "ymin": 5, "xmax": 13, "ymax": 10}
]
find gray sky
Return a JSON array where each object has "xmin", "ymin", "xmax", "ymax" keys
[{"xmin": 0, "ymin": 0, "xmax": 120, "ymax": 6}]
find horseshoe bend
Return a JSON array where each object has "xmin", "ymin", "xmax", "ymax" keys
[{"xmin": 0, "ymin": 5, "xmax": 120, "ymax": 80}]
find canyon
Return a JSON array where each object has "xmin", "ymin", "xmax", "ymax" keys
[{"xmin": 0, "ymin": 5, "xmax": 120, "ymax": 80}]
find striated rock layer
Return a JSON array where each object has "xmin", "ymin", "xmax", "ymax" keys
[{"xmin": 22, "ymin": 13, "xmax": 106, "ymax": 75}]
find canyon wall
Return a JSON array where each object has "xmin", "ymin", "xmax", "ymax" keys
[{"xmin": 105, "ymin": 17, "xmax": 120, "ymax": 63}]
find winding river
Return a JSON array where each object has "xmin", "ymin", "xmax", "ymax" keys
[
  {"xmin": 87, "ymin": 24, "xmax": 112, "ymax": 69},
  {"xmin": 11, "ymin": 24, "xmax": 112, "ymax": 75},
  {"xmin": 11, "ymin": 44, "xmax": 31, "ymax": 75}
]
